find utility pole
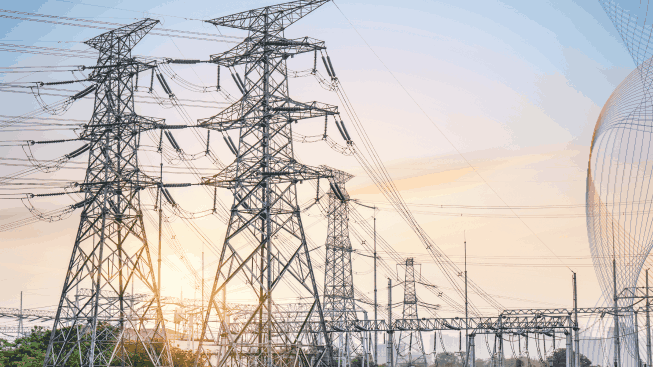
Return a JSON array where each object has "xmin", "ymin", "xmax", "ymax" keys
[
  {"xmin": 647, "ymin": 269, "xmax": 651, "ymax": 367},
  {"xmin": 158, "ymin": 162, "xmax": 163, "ymax": 297},
  {"xmin": 468, "ymin": 333, "xmax": 475, "ymax": 367},
  {"xmin": 614, "ymin": 254, "xmax": 621, "ymax": 367},
  {"xmin": 202, "ymin": 249, "xmax": 204, "ymax": 323},
  {"xmin": 18, "ymin": 291, "xmax": 23, "ymax": 338},
  {"xmin": 195, "ymin": 2, "xmax": 338, "ymax": 366},
  {"xmin": 388, "ymin": 278, "xmax": 393, "ymax": 367},
  {"xmin": 43, "ymin": 19, "xmax": 171, "ymax": 367},
  {"xmin": 499, "ymin": 330, "xmax": 504, "ymax": 367},
  {"xmin": 374, "ymin": 208, "xmax": 378, "ymax": 365},
  {"xmin": 465, "ymin": 234, "xmax": 469, "ymax": 367},
  {"xmin": 635, "ymin": 310, "xmax": 641, "ymax": 367},
  {"xmin": 566, "ymin": 321, "xmax": 573, "ymax": 367},
  {"xmin": 574, "ymin": 272, "xmax": 579, "ymax": 367}
]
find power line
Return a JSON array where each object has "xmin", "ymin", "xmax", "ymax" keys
[
  {"xmin": 0, "ymin": 9, "xmax": 241, "ymax": 43},
  {"xmin": 331, "ymin": 0, "xmax": 573, "ymax": 273}
]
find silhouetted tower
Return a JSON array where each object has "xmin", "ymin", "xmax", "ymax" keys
[
  {"xmin": 196, "ymin": 1, "xmax": 340, "ymax": 366},
  {"xmin": 396, "ymin": 258, "xmax": 427, "ymax": 367},
  {"xmin": 44, "ymin": 19, "xmax": 172, "ymax": 367},
  {"xmin": 323, "ymin": 169, "xmax": 358, "ymax": 367}
]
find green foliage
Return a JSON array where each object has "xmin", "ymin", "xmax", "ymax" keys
[
  {"xmin": 0, "ymin": 327, "xmax": 194, "ymax": 367},
  {"xmin": 351, "ymin": 355, "xmax": 378, "ymax": 367},
  {"xmin": 170, "ymin": 347, "xmax": 195, "ymax": 367},
  {"xmin": 0, "ymin": 326, "xmax": 50, "ymax": 367},
  {"xmin": 426, "ymin": 353, "xmax": 597, "ymax": 367},
  {"xmin": 434, "ymin": 352, "xmax": 463, "ymax": 367},
  {"xmin": 549, "ymin": 348, "xmax": 593, "ymax": 367}
]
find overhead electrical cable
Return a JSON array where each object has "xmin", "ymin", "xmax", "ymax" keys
[
  {"xmin": 0, "ymin": 9, "xmax": 241, "ymax": 43},
  {"xmin": 331, "ymin": 1, "xmax": 571, "ymax": 277}
]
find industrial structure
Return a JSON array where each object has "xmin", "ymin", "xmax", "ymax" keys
[
  {"xmin": 322, "ymin": 169, "xmax": 369, "ymax": 367},
  {"xmin": 42, "ymin": 19, "xmax": 172, "ymax": 367},
  {"xmin": 194, "ymin": 2, "xmax": 342, "ymax": 366},
  {"xmin": 395, "ymin": 259, "xmax": 427, "ymax": 367},
  {"xmin": 3, "ymin": 1, "xmax": 653, "ymax": 367}
]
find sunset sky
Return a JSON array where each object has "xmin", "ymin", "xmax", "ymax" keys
[{"xmin": 0, "ymin": 0, "xmax": 637, "ymax": 347}]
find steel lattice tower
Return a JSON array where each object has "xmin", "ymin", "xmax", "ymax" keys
[
  {"xmin": 322, "ymin": 170, "xmax": 360, "ymax": 367},
  {"xmin": 44, "ymin": 19, "xmax": 172, "ymax": 367},
  {"xmin": 396, "ymin": 258, "xmax": 427, "ymax": 367},
  {"xmin": 196, "ymin": 1, "xmax": 339, "ymax": 367}
]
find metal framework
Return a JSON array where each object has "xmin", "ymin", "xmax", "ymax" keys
[
  {"xmin": 219, "ymin": 315, "xmax": 574, "ymax": 334},
  {"xmin": 43, "ymin": 19, "xmax": 172, "ymax": 367},
  {"xmin": 322, "ymin": 170, "xmax": 370, "ymax": 367},
  {"xmin": 195, "ymin": 1, "xmax": 339, "ymax": 367},
  {"xmin": 395, "ymin": 259, "xmax": 426, "ymax": 367}
]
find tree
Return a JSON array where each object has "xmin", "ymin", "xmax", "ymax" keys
[
  {"xmin": 433, "ymin": 352, "xmax": 462, "ymax": 367},
  {"xmin": 351, "ymin": 355, "xmax": 378, "ymax": 367},
  {"xmin": 0, "ymin": 326, "xmax": 50, "ymax": 367},
  {"xmin": 170, "ymin": 346, "xmax": 195, "ymax": 367},
  {"xmin": 0, "ymin": 327, "xmax": 195, "ymax": 367},
  {"xmin": 550, "ymin": 348, "xmax": 592, "ymax": 367}
]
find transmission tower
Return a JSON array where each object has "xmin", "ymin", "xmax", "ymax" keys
[
  {"xmin": 396, "ymin": 258, "xmax": 427, "ymax": 367},
  {"xmin": 195, "ymin": 1, "xmax": 340, "ymax": 367},
  {"xmin": 323, "ymin": 169, "xmax": 365, "ymax": 367},
  {"xmin": 44, "ymin": 19, "xmax": 172, "ymax": 367}
]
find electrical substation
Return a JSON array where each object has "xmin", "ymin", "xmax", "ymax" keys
[{"xmin": 1, "ymin": 1, "xmax": 653, "ymax": 367}]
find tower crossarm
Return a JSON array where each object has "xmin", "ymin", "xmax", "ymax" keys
[
  {"xmin": 198, "ymin": 98, "xmax": 338, "ymax": 131},
  {"xmin": 0, "ymin": 327, "xmax": 22, "ymax": 337},
  {"xmin": 79, "ymin": 114, "xmax": 164, "ymax": 140},
  {"xmin": 0, "ymin": 307, "xmax": 57, "ymax": 321},
  {"xmin": 85, "ymin": 58, "xmax": 157, "ymax": 81},
  {"xmin": 84, "ymin": 18, "xmax": 159, "ymax": 54},
  {"xmin": 218, "ymin": 315, "xmax": 573, "ymax": 334},
  {"xmin": 500, "ymin": 306, "xmax": 637, "ymax": 316},
  {"xmin": 211, "ymin": 35, "xmax": 325, "ymax": 67},
  {"xmin": 202, "ymin": 161, "xmax": 335, "ymax": 189},
  {"xmin": 205, "ymin": 0, "xmax": 330, "ymax": 35}
]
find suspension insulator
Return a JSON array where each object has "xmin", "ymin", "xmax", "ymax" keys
[
  {"xmin": 340, "ymin": 120, "xmax": 352, "ymax": 143},
  {"xmin": 329, "ymin": 182, "xmax": 345, "ymax": 202},
  {"xmin": 230, "ymin": 73, "xmax": 246, "ymax": 95},
  {"xmin": 333, "ymin": 183, "xmax": 347, "ymax": 201},
  {"xmin": 217, "ymin": 65, "xmax": 221, "ymax": 91},
  {"xmin": 164, "ymin": 131, "xmax": 181, "ymax": 151},
  {"xmin": 334, "ymin": 119, "xmax": 347, "ymax": 142},
  {"xmin": 162, "ymin": 183, "xmax": 192, "ymax": 188},
  {"xmin": 156, "ymin": 73, "xmax": 174, "ymax": 97},
  {"xmin": 72, "ymin": 85, "xmax": 96, "ymax": 100},
  {"xmin": 205, "ymin": 130, "xmax": 211, "ymax": 155},
  {"xmin": 327, "ymin": 56, "xmax": 336, "ymax": 77},
  {"xmin": 65, "ymin": 144, "xmax": 90, "ymax": 159},
  {"xmin": 149, "ymin": 68, "xmax": 155, "ymax": 92},
  {"xmin": 72, "ymin": 198, "xmax": 90, "ymax": 209},
  {"xmin": 321, "ymin": 56, "xmax": 334, "ymax": 78},
  {"xmin": 235, "ymin": 72, "xmax": 248, "ymax": 93},
  {"xmin": 223, "ymin": 135, "xmax": 237, "ymax": 155},
  {"xmin": 161, "ymin": 187, "xmax": 176, "ymax": 206},
  {"xmin": 168, "ymin": 59, "xmax": 200, "ymax": 64},
  {"xmin": 227, "ymin": 135, "xmax": 238, "ymax": 154},
  {"xmin": 45, "ymin": 80, "xmax": 81, "ymax": 86}
]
